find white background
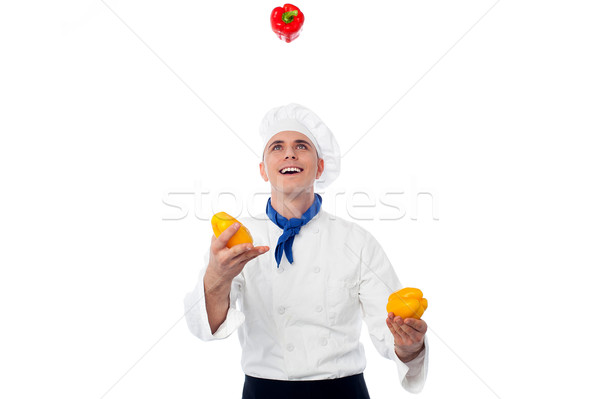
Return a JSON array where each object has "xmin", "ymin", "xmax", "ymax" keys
[{"xmin": 1, "ymin": 1, "xmax": 599, "ymax": 398}]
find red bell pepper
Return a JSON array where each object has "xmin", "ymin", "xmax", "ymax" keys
[{"xmin": 271, "ymin": 4, "xmax": 304, "ymax": 43}]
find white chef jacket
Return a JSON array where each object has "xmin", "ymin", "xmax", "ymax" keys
[{"xmin": 184, "ymin": 209, "xmax": 428, "ymax": 393}]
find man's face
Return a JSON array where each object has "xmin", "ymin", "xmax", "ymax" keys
[{"xmin": 260, "ymin": 130, "xmax": 325, "ymax": 195}]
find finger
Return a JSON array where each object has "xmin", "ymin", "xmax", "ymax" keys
[
  {"xmin": 387, "ymin": 317, "xmax": 411, "ymax": 342},
  {"xmin": 232, "ymin": 246, "xmax": 270, "ymax": 263},
  {"xmin": 385, "ymin": 318, "xmax": 398, "ymax": 339},
  {"xmin": 404, "ymin": 318, "xmax": 428, "ymax": 334},
  {"xmin": 385, "ymin": 317, "xmax": 400, "ymax": 337},
  {"xmin": 213, "ymin": 223, "xmax": 241, "ymax": 251},
  {"xmin": 398, "ymin": 320, "xmax": 427, "ymax": 344},
  {"xmin": 388, "ymin": 312, "xmax": 405, "ymax": 325},
  {"xmin": 229, "ymin": 242, "xmax": 253, "ymax": 258},
  {"xmin": 386, "ymin": 316, "xmax": 402, "ymax": 333},
  {"xmin": 399, "ymin": 323, "xmax": 423, "ymax": 342},
  {"xmin": 209, "ymin": 234, "xmax": 218, "ymax": 254}
]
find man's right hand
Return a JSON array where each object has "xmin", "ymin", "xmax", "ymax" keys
[{"xmin": 205, "ymin": 222, "xmax": 270, "ymax": 291}]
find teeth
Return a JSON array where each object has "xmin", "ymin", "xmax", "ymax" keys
[{"xmin": 280, "ymin": 167, "xmax": 302, "ymax": 174}]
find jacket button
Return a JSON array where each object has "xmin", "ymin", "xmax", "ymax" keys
[
  {"xmin": 287, "ymin": 344, "xmax": 295, "ymax": 352},
  {"xmin": 277, "ymin": 267, "xmax": 284, "ymax": 273},
  {"xmin": 315, "ymin": 305, "xmax": 323, "ymax": 312},
  {"xmin": 320, "ymin": 338, "xmax": 328, "ymax": 346},
  {"xmin": 313, "ymin": 266, "xmax": 320, "ymax": 273},
  {"xmin": 278, "ymin": 306, "xmax": 285, "ymax": 315}
]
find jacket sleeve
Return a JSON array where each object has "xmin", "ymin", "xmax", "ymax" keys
[
  {"xmin": 357, "ymin": 230, "xmax": 429, "ymax": 393},
  {"xmin": 183, "ymin": 249, "xmax": 245, "ymax": 341}
]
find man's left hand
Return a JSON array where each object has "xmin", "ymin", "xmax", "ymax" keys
[{"xmin": 386, "ymin": 312, "xmax": 427, "ymax": 363}]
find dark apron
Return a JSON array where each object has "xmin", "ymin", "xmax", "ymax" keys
[{"xmin": 242, "ymin": 373, "xmax": 370, "ymax": 399}]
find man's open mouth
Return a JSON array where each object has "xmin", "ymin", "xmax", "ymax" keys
[{"xmin": 279, "ymin": 167, "xmax": 303, "ymax": 175}]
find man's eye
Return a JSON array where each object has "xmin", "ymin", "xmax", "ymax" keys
[
  {"xmin": 273, "ymin": 145, "xmax": 282, "ymax": 150},
  {"xmin": 297, "ymin": 144, "xmax": 307, "ymax": 149}
]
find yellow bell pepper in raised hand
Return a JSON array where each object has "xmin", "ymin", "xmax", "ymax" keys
[
  {"xmin": 386, "ymin": 287, "xmax": 428, "ymax": 320},
  {"xmin": 211, "ymin": 212, "xmax": 254, "ymax": 248}
]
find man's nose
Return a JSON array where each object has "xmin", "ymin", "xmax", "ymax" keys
[{"xmin": 284, "ymin": 147, "xmax": 297, "ymax": 159}]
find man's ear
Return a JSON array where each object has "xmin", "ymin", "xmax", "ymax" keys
[
  {"xmin": 259, "ymin": 161, "xmax": 269, "ymax": 182},
  {"xmin": 315, "ymin": 158, "xmax": 325, "ymax": 180}
]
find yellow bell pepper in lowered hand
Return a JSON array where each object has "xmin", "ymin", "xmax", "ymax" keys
[
  {"xmin": 211, "ymin": 212, "xmax": 254, "ymax": 248},
  {"xmin": 386, "ymin": 287, "xmax": 428, "ymax": 320}
]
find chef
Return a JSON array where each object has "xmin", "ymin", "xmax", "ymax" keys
[{"xmin": 184, "ymin": 103, "xmax": 429, "ymax": 398}]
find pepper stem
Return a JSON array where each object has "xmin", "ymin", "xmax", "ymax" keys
[{"xmin": 282, "ymin": 10, "xmax": 298, "ymax": 24}]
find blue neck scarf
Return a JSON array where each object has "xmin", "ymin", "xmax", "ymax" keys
[{"xmin": 266, "ymin": 193, "xmax": 322, "ymax": 267}]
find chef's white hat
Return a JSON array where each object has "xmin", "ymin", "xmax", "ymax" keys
[{"xmin": 259, "ymin": 103, "xmax": 341, "ymax": 190}]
